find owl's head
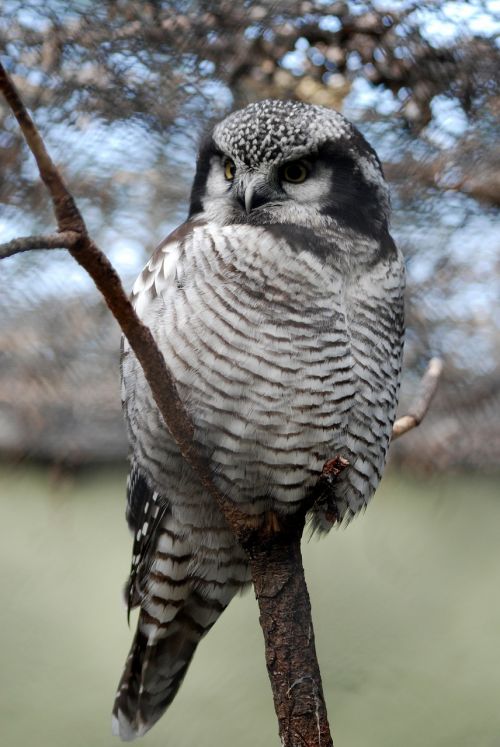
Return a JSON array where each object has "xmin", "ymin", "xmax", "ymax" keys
[{"xmin": 189, "ymin": 99, "xmax": 390, "ymax": 238}]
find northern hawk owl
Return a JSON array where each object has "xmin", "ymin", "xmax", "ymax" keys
[{"xmin": 112, "ymin": 99, "xmax": 405, "ymax": 740}]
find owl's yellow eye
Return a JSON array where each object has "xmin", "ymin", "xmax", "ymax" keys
[
  {"xmin": 224, "ymin": 158, "xmax": 236, "ymax": 181},
  {"xmin": 282, "ymin": 160, "xmax": 309, "ymax": 184}
]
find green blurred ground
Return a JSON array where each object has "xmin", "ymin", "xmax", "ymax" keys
[{"xmin": 0, "ymin": 465, "xmax": 499, "ymax": 747}]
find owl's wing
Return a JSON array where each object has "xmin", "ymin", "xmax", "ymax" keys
[
  {"xmin": 124, "ymin": 463, "xmax": 168, "ymax": 619},
  {"xmin": 128, "ymin": 221, "xmax": 194, "ymax": 318},
  {"xmin": 121, "ymin": 223, "xmax": 194, "ymax": 616}
]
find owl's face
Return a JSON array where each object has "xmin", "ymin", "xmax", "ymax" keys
[{"xmin": 189, "ymin": 100, "xmax": 390, "ymax": 239}]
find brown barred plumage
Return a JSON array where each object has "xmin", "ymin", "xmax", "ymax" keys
[{"xmin": 112, "ymin": 100, "xmax": 404, "ymax": 740}]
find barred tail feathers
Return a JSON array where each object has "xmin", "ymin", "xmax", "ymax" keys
[
  {"xmin": 112, "ymin": 590, "xmax": 227, "ymax": 741},
  {"xmin": 114, "ymin": 469, "xmax": 250, "ymax": 740}
]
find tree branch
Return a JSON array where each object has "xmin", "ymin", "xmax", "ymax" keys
[
  {"xmin": 249, "ymin": 530, "xmax": 332, "ymax": 747},
  {"xmin": 1, "ymin": 60, "xmax": 334, "ymax": 746},
  {"xmin": 392, "ymin": 358, "xmax": 443, "ymax": 440}
]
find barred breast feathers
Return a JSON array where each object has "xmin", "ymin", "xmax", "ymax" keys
[{"xmin": 122, "ymin": 220, "xmax": 404, "ymax": 525}]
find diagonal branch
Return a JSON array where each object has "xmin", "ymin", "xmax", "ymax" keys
[{"xmin": 1, "ymin": 60, "xmax": 333, "ymax": 747}]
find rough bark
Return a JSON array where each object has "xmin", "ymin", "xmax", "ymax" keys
[{"xmin": 248, "ymin": 527, "xmax": 333, "ymax": 747}]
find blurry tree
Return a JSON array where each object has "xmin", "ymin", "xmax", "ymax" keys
[{"xmin": 1, "ymin": 0, "xmax": 499, "ymax": 468}]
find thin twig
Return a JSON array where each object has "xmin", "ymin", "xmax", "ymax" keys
[
  {"xmin": 0, "ymin": 232, "xmax": 80, "ymax": 259},
  {"xmin": 0, "ymin": 66, "xmax": 84, "ymax": 234},
  {"xmin": 392, "ymin": 357, "xmax": 443, "ymax": 440}
]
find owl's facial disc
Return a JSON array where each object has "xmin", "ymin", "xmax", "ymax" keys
[
  {"xmin": 188, "ymin": 101, "xmax": 390, "ymax": 236},
  {"xmin": 200, "ymin": 152, "xmax": 334, "ymax": 223},
  {"xmin": 199, "ymin": 154, "xmax": 287, "ymax": 221}
]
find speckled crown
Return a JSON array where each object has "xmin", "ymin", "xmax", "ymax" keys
[{"xmin": 214, "ymin": 99, "xmax": 359, "ymax": 166}]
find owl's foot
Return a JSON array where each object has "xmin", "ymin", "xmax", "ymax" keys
[
  {"xmin": 244, "ymin": 509, "xmax": 282, "ymax": 535},
  {"xmin": 310, "ymin": 455, "xmax": 350, "ymax": 527},
  {"xmin": 263, "ymin": 509, "xmax": 281, "ymax": 534},
  {"xmin": 321, "ymin": 456, "xmax": 350, "ymax": 480}
]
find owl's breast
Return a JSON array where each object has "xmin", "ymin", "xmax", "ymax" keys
[
  {"xmin": 125, "ymin": 223, "xmax": 403, "ymax": 520},
  {"xmin": 147, "ymin": 226, "xmax": 355, "ymax": 511}
]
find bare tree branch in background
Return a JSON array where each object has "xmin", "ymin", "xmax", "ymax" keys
[
  {"xmin": 392, "ymin": 358, "xmax": 443, "ymax": 440},
  {"xmin": 2, "ymin": 1, "xmax": 498, "ymax": 219},
  {"xmin": 1, "ymin": 1, "xmax": 498, "ymax": 474}
]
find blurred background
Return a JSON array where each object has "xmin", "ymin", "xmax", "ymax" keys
[{"xmin": 0, "ymin": 2, "xmax": 499, "ymax": 746}]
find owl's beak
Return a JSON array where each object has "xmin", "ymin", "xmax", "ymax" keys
[
  {"xmin": 242, "ymin": 177, "xmax": 274, "ymax": 214},
  {"xmin": 244, "ymin": 185, "xmax": 255, "ymax": 215}
]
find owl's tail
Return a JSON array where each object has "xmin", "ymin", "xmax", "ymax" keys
[{"xmin": 112, "ymin": 591, "xmax": 226, "ymax": 741}]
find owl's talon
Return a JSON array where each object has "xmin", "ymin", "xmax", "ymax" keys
[
  {"xmin": 321, "ymin": 456, "xmax": 350, "ymax": 481},
  {"xmin": 324, "ymin": 511, "xmax": 338, "ymax": 525},
  {"xmin": 245, "ymin": 513, "xmax": 264, "ymax": 530},
  {"xmin": 264, "ymin": 510, "xmax": 281, "ymax": 534}
]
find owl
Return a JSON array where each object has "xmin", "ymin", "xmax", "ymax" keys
[{"xmin": 112, "ymin": 99, "xmax": 405, "ymax": 740}]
